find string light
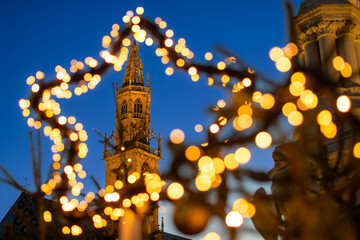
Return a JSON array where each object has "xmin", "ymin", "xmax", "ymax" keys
[{"xmin": 17, "ymin": 8, "xmax": 359, "ymax": 238}]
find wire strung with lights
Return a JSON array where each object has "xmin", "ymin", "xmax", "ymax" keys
[{"xmin": 6, "ymin": 3, "xmax": 360, "ymax": 240}]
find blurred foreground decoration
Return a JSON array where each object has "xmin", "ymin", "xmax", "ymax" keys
[{"xmin": 2, "ymin": 0, "xmax": 360, "ymax": 239}]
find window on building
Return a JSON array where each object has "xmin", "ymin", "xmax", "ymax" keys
[
  {"xmin": 117, "ymin": 162, "xmax": 128, "ymax": 183},
  {"xmin": 121, "ymin": 100, "xmax": 127, "ymax": 117},
  {"xmin": 134, "ymin": 98, "xmax": 143, "ymax": 118},
  {"xmin": 141, "ymin": 162, "xmax": 150, "ymax": 174}
]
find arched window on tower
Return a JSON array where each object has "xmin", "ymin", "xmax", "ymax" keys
[
  {"xmin": 134, "ymin": 98, "xmax": 143, "ymax": 118},
  {"xmin": 120, "ymin": 100, "xmax": 127, "ymax": 118},
  {"xmin": 116, "ymin": 162, "xmax": 128, "ymax": 183},
  {"xmin": 141, "ymin": 162, "xmax": 150, "ymax": 175}
]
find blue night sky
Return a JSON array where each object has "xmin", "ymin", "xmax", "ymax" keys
[{"xmin": 0, "ymin": 0, "xmax": 303, "ymax": 239}]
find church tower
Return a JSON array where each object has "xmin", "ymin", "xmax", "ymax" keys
[{"xmin": 102, "ymin": 40, "xmax": 162, "ymax": 235}]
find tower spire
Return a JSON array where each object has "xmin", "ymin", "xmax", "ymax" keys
[{"xmin": 123, "ymin": 39, "xmax": 144, "ymax": 87}]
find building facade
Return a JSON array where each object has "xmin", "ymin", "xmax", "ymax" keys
[{"xmin": 295, "ymin": 0, "xmax": 360, "ymax": 117}]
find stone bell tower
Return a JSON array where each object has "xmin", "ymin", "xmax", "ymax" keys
[{"xmin": 102, "ymin": 40, "xmax": 162, "ymax": 235}]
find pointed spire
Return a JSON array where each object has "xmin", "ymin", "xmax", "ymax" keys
[
  {"xmin": 116, "ymin": 76, "xmax": 119, "ymax": 90},
  {"xmin": 123, "ymin": 39, "xmax": 144, "ymax": 87},
  {"xmin": 147, "ymin": 73, "xmax": 150, "ymax": 88}
]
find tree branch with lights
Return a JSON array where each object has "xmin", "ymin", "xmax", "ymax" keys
[{"xmin": 2, "ymin": 1, "xmax": 360, "ymax": 240}]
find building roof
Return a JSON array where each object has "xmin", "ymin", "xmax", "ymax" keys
[
  {"xmin": 163, "ymin": 232, "xmax": 192, "ymax": 240},
  {"xmin": 1, "ymin": 192, "xmax": 193, "ymax": 240},
  {"xmin": 298, "ymin": 0, "xmax": 359, "ymax": 14}
]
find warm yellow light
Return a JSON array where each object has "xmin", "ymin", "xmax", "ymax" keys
[
  {"xmin": 128, "ymin": 174, "xmax": 137, "ymax": 184},
  {"xmin": 123, "ymin": 198, "xmax": 131, "ymax": 208},
  {"xmin": 134, "ymin": 29, "xmax": 146, "ymax": 42},
  {"xmin": 208, "ymin": 77, "xmax": 214, "ymax": 85},
  {"xmin": 115, "ymin": 180, "xmax": 123, "ymax": 189},
  {"xmin": 255, "ymin": 132, "xmax": 272, "ymax": 149},
  {"xmin": 205, "ymin": 52, "xmax": 213, "ymax": 61},
  {"xmin": 252, "ymin": 91, "xmax": 262, "ymax": 102},
  {"xmin": 165, "ymin": 38, "xmax": 173, "ymax": 47},
  {"xmin": 353, "ymin": 142, "xmax": 360, "ymax": 158},
  {"xmin": 191, "ymin": 74, "xmax": 199, "ymax": 82},
  {"xmin": 136, "ymin": 7, "xmax": 144, "ymax": 15},
  {"xmin": 225, "ymin": 211, "xmax": 243, "ymax": 228},
  {"xmin": 235, "ymin": 147, "xmax": 251, "ymax": 164},
  {"xmin": 210, "ymin": 124, "xmax": 220, "ymax": 134},
  {"xmin": 71, "ymin": 225, "xmax": 82, "ymax": 236},
  {"xmin": 122, "ymin": 15, "xmax": 130, "ymax": 23},
  {"xmin": 233, "ymin": 199, "xmax": 247, "ymax": 213},
  {"xmin": 150, "ymin": 192, "xmax": 160, "ymax": 201},
  {"xmin": 176, "ymin": 58, "xmax": 185, "ymax": 67},
  {"xmin": 195, "ymin": 174, "xmax": 211, "ymax": 192},
  {"xmin": 185, "ymin": 145, "xmax": 201, "ymax": 161},
  {"xmin": 104, "ymin": 206, "xmax": 113, "ymax": 215},
  {"xmin": 282, "ymin": 102, "xmax": 296, "ymax": 117},
  {"xmin": 291, "ymin": 72, "xmax": 306, "ymax": 84},
  {"xmin": 92, "ymin": 214, "xmax": 101, "ymax": 223},
  {"xmin": 122, "ymin": 38, "xmax": 131, "ymax": 46},
  {"xmin": 333, "ymin": 56, "xmax": 345, "ymax": 71},
  {"xmin": 269, "ymin": 47, "xmax": 284, "ymax": 62},
  {"xmin": 132, "ymin": 16, "xmax": 140, "ymax": 24},
  {"xmin": 217, "ymin": 99, "xmax": 226, "ymax": 108},
  {"xmin": 217, "ymin": 61, "xmax": 226, "ymax": 70},
  {"xmin": 242, "ymin": 78, "xmax": 252, "ymax": 87},
  {"xmin": 321, "ymin": 122, "xmax": 337, "ymax": 139},
  {"xmin": 64, "ymin": 165, "xmax": 73, "ymax": 174},
  {"xmin": 198, "ymin": 156, "xmax": 213, "ymax": 172},
  {"xmin": 341, "ymin": 62, "xmax": 352, "ymax": 78},
  {"xmin": 52, "ymin": 153, "xmax": 61, "ymax": 162},
  {"xmin": 288, "ymin": 111, "xmax": 303, "ymax": 126},
  {"xmin": 159, "ymin": 21, "xmax": 167, "ymax": 29},
  {"xmin": 285, "ymin": 42, "xmax": 298, "ymax": 57},
  {"xmin": 105, "ymin": 185, "xmax": 114, "ymax": 193},
  {"xmin": 167, "ymin": 182, "xmax": 184, "ymax": 200},
  {"xmin": 131, "ymin": 24, "xmax": 140, "ymax": 33},
  {"xmin": 337, "ymin": 95, "xmax": 351, "ymax": 113},
  {"xmin": 62, "ymin": 226, "xmax": 70, "ymax": 234},
  {"xmin": 165, "ymin": 67, "xmax": 174, "ymax": 76},
  {"xmin": 58, "ymin": 116, "xmax": 67, "ymax": 125},
  {"xmin": 203, "ymin": 232, "xmax": 221, "ymax": 240},
  {"xmin": 218, "ymin": 116, "xmax": 227, "ymax": 126},
  {"xmin": 145, "ymin": 38, "xmax": 153, "ymax": 46},
  {"xmin": 68, "ymin": 116, "xmax": 76, "ymax": 124},
  {"xmin": 243, "ymin": 202, "xmax": 256, "ymax": 218},
  {"xmin": 276, "ymin": 57, "xmax": 291, "ymax": 72},
  {"xmin": 36, "ymin": 71, "xmax": 45, "ymax": 80},
  {"xmin": 224, "ymin": 153, "xmax": 239, "ymax": 170},
  {"xmin": 165, "ymin": 29, "xmax": 174, "ymax": 37},
  {"xmin": 260, "ymin": 94, "xmax": 275, "ymax": 109},
  {"xmin": 170, "ymin": 129, "xmax": 185, "ymax": 144},
  {"xmin": 26, "ymin": 76, "xmax": 36, "ymax": 85},
  {"xmin": 110, "ymin": 29, "xmax": 118, "ymax": 38},
  {"xmin": 317, "ymin": 110, "xmax": 332, "ymax": 126},
  {"xmin": 188, "ymin": 67, "xmax": 197, "ymax": 76},
  {"xmin": 69, "ymin": 132, "xmax": 78, "ymax": 141},
  {"xmin": 289, "ymin": 81, "xmax": 304, "ymax": 97},
  {"xmin": 300, "ymin": 90, "xmax": 318, "ymax": 109},
  {"xmin": 43, "ymin": 211, "xmax": 52, "ymax": 222},
  {"xmin": 195, "ymin": 124, "xmax": 203, "ymax": 132},
  {"xmin": 213, "ymin": 157, "xmax": 225, "ymax": 174},
  {"xmin": 32, "ymin": 83, "xmax": 40, "ymax": 93},
  {"xmin": 53, "ymin": 162, "xmax": 60, "ymax": 170}
]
